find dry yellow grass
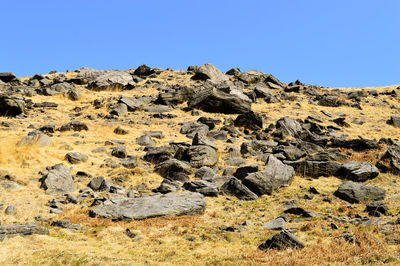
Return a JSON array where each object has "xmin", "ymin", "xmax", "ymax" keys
[{"xmin": 1, "ymin": 70, "xmax": 400, "ymax": 265}]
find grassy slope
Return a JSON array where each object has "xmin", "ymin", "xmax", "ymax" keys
[{"xmin": 0, "ymin": 71, "xmax": 400, "ymax": 265}]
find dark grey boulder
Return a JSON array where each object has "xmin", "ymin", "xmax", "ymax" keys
[
  {"xmin": 237, "ymin": 70, "xmax": 266, "ymax": 84},
  {"xmin": 234, "ymin": 111, "xmax": 263, "ymax": 130},
  {"xmin": 187, "ymin": 145, "xmax": 219, "ymax": 168},
  {"xmin": 133, "ymin": 64, "xmax": 155, "ymax": 77},
  {"xmin": 195, "ymin": 166, "xmax": 216, "ymax": 179},
  {"xmin": 377, "ymin": 145, "xmax": 400, "ymax": 173},
  {"xmin": 40, "ymin": 164, "xmax": 76, "ymax": 194},
  {"xmin": 66, "ymin": 152, "xmax": 88, "ymax": 164},
  {"xmin": 337, "ymin": 161, "xmax": 379, "ymax": 182},
  {"xmin": 233, "ymin": 164, "xmax": 259, "ymax": 180},
  {"xmin": 284, "ymin": 207, "xmax": 318, "ymax": 217},
  {"xmin": 121, "ymin": 158, "xmax": 138, "ymax": 169},
  {"xmin": 183, "ymin": 180, "xmax": 219, "ymax": 197},
  {"xmin": 243, "ymin": 155, "xmax": 295, "ymax": 195},
  {"xmin": 188, "ymin": 87, "xmax": 251, "ymax": 114},
  {"xmin": 365, "ymin": 201, "xmax": 388, "ymax": 216},
  {"xmin": 220, "ymin": 177, "xmax": 258, "ymax": 200},
  {"xmin": 89, "ymin": 192, "xmax": 206, "ymax": 220},
  {"xmin": 318, "ymin": 95, "xmax": 342, "ymax": 107},
  {"xmin": 111, "ymin": 146, "xmax": 127, "ymax": 158},
  {"xmin": 329, "ymin": 137, "xmax": 379, "ymax": 151},
  {"xmin": 88, "ymin": 176, "xmax": 105, "ymax": 191},
  {"xmin": 0, "ymin": 72, "xmax": 16, "ymax": 83},
  {"xmin": 259, "ymin": 230, "xmax": 305, "ymax": 250},
  {"xmin": 59, "ymin": 121, "xmax": 88, "ymax": 132},
  {"xmin": 191, "ymin": 63, "xmax": 229, "ymax": 83},
  {"xmin": 154, "ymin": 159, "xmax": 193, "ymax": 178},
  {"xmin": 0, "ymin": 224, "xmax": 49, "ymax": 241},
  {"xmin": 0, "ymin": 95, "xmax": 25, "ymax": 117},
  {"xmin": 153, "ymin": 178, "xmax": 180, "ymax": 194},
  {"xmin": 180, "ymin": 122, "xmax": 209, "ymax": 139},
  {"xmin": 136, "ymin": 135, "xmax": 155, "ymax": 147},
  {"xmin": 334, "ymin": 181, "xmax": 386, "ymax": 203}
]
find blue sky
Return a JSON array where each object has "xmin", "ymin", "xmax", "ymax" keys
[{"xmin": 1, "ymin": 0, "xmax": 399, "ymax": 87}]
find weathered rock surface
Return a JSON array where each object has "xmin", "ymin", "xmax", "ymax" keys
[
  {"xmin": 0, "ymin": 224, "xmax": 49, "ymax": 241},
  {"xmin": 183, "ymin": 180, "xmax": 219, "ymax": 197},
  {"xmin": 188, "ymin": 87, "xmax": 251, "ymax": 114},
  {"xmin": 191, "ymin": 63, "xmax": 229, "ymax": 83},
  {"xmin": 154, "ymin": 159, "xmax": 193, "ymax": 178},
  {"xmin": 336, "ymin": 161, "xmax": 379, "ymax": 182},
  {"xmin": 220, "ymin": 177, "xmax": 258, "ymax": 200},
  {"xmin": 187, "ymin": 145, "xmax": 219, "ymax": 168},
  {"xmin": 334, "ymin": 181, "xmax": 386, "ymax": 203},
  {"xmin": 17, "ymin": 130, "xmax": 52, "ymax": 147},
  {"xmin": 0, "ymin": 95, "xmax": 25, "ymax": 116},
  {"xmin": 40, "ymin": 164, "xmax": 76, "ymax": 194},
  {"xmin": 89, "ymin": 192, "xmax": 206, "ymax": 220},
  {"xmin": 259, "ymin": 230, "xmax": 305, "ymax": 250},
  {"xmin": 243, "ymin": 155, "xmax": 295, "ymax": 195}
]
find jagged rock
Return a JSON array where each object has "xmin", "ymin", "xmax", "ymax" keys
[
  {"xmin": 143, "ymin": 145, "xmax": 178, "ymax": 164},
  {"xmin": 114, "ymin": 126, "xmax": 129, "ymax": 135},
  {"xmin": 197, "ymin": 117, "xmax": 222, "ymax": 130},
  {"xmin": 188, "ymin": 87, "xmax": 251, "ymax": 114},
  {"xmin": 121, "ymin": 158, "xmax": 138, "ymax": 169},
  {"xmin": 88, "ymin": 176, "xmax": 105, "ymax": 191},
  {"xmin": 89, "ymin": 192, "xmax": 206, "ymax": 220},
  {"xmin": 154, "ymin": 159, "xmax": 193, "ymax": 178},
  {"xmin": 318, "ymin": 95, "xmax": 342, "ymax": 107},
  {"xmin": 111, "ymin": 146, "xmax": 127, "ymax": 158},
  {"xmin": 187, "ymin": 145, "xmax": 219, "ymax": 168},
  {"xmin": 195, "ymin": 166, "xmax": 216, "ymax": 179},
  {"xmin": 0, "ymin": 72, "xmax": 16, "ymax": 83},
  {"xmin": 337, "ymin": 161, "xmax": 379, "ymax": 182},
  {"xmin": 329, "ymin": 137, "xmax": 379, "ymax": 151},
  {"xmin": 192, "ymin": 133, "xmax": 217, "ymax": 149},
  {"xmin": 119, "ymin": 96, "xmax": 150, "ymax": 111},
  {"xmin": 0, "ymin": 95, "xmax": 25, "ymax": 116},
  {"xmin": 237, "ymin": 70, "xmax": 266, "ymax": 84},
  {"xmin": 377, "ymin": 144, "xmax": 400, "ymax": 173},
  {"xmin": 284, "ymin": 207, "xmax": 318, "ymax": 217},
  {"xmin": 183, "ymin": 180, "xmax": 219, "ymax": 197},
  {"xmin": 133, "ymin": 64, "xmax": 155, "ymax": 77},
  {"xmin": 334, "ymin": 181, "xmax": 386, "ymax": 203},
  {"xmin": 259, "ymin": 230, "xmax": 305, "ymax": 250},
  {"xmin": 191, "ymin": 63, "xmax": 229, "ymax": 83},
  {"xmin": 220, "ymin": 177, "xmax": 258, "ymax": 200},
  {"xmin": 66, "ymin": 152, "xmax": 88, "ymax": 164},
  {"xmin": 234, "ymin": 111, "xmax": 263, "ymax": 130},
  {"xmin": 153, "ymin": 178, "xmax": 180, "ymax": 194},
  {"xmin": 233, "ymin": 164, "xmax": 259, "ymax": 180},
  {"xmin": 0, "ymin": 224, "xmax": 49, "ymax": 241},
  {"xmin": 273, "ymin": 145, "xmax": 306, "ymax": 161},
  {"xmin": 59, "ymin": 121, "xmax": 88, "ymax": 132},
  {"xmin": 180, "ymin": 122, "xmax": 209, "ymax": 139},
  {"xmin": 243, "ymin": 155, "xmax": 295, "ymax": 195},
  {"xmin": 285, "ymin": 160, "xmax": 341, "ymax": 178},
  {"xmin": 40, "ymin": 164, "xmax": 76, "ymax": 194},
  {"xmin": 88, "ymin": 70, "xmax": 135, "ymax": 91},
  {"xmin": 17, "ymin": 130, "xmax": 52, "ymax": 147},
  {"xmin": 274, "ymin": 116, "xmax": 302, "ymax": 138}
]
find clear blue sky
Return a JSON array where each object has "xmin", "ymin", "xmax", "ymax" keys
[{"xmin": 1, "ymin": 0, "xmax": 399, "ymax": 87}]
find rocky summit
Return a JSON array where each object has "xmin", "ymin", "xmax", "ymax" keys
[{"xmin": 1, "ymin": 64, "xmax": 400, "ymax": 264}]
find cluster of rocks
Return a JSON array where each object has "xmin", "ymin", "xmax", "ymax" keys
[{"xmin": 1, "ymin": 63, "xmax": 400, "ymax": 250}]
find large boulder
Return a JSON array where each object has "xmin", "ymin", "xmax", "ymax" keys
[
  {"xmin": 154, "ymin": 159, "xmax": 193, "ymax": 178},
  {"xmin": 258, "ymin": 230, "xmax": 305, "ymax": 250},
  {"xmin": 0, "ymin": 95, "xmax": 25, "ymax": 116},
  {"xmin": 89, "ymin": 192, "xmax": 206, "ymax": 220},
  {"xmin": 334, "ymin": 181, "xmax": 386, "ymax": 203},
  {"xmin": 234, "ymin": 111, "xmax": 263, "ymax": 130},
  {"xmin": 336, "ymin": 161, "xmax": 379, "ymax": 182},
  {"xmin": 40, "ymin": 164, "xmax": 76, "ymax": 194},
  {"xmin": 191, "ymin": 63, "xmax": 229, "ymax": 83},
  {"xmin": 188, "ymin": 87, "xmax": 251, "ymax": 114},
  {"xmin": 88, "ymin": 70, "xmax": 135, "ymax": 91},
  {"xmin": 220, "ymin": 177, "xmax": 258, "ymax": 200},
  {"xmin": 0, "ymin": 72, "xmax": 16, "ymax": 83},
  {"xmin": 187, "ymin": 145, "xmax": 219, "ymax": 168},
  {"xmin": 273, "ymin": 116, "xmax": 302, "ymax": 138},
  {"xmin": 243, "ymin": 155, "xmax": 295, "ymax": 195}
]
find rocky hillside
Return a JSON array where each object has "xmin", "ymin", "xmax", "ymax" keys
[{"xmin": 0, "ymin": 64, "xmax": 399, "ymax": 265}]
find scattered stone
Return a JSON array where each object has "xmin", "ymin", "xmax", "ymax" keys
[
  {"xmin": 183, "ymin": 180, "xmax": 219, "ymax": 197},
  {"xmin": 59, "ymin": 121, "xmax": 88, "ymax": 132},
  {"xmin": 337, "ymin": 161, "xmax": 379, "ymax": 182},
  {"xmin": 234, "ymin": 111, "xmax": 263, "ymax": 130},
  {"xmin": 114, "ymin": 126, "xmax": 129, "ymax": 135},
  {"xmin": 111, "ymin": 146, "xmax": 127, "ymax": 158},
  {"xmin": 220, "ymin": 177, "xmax": 258, "ymax": 200},
  {"xmin": 0, "ymin": 224, "xmax": 49, "ymax": 241},
  {"xmin": 365, "ymin": 201, "xmax": 388, "ymax": 216},
  {"xmin": 258, "ymin": 230, "xmax": 305, "ymax": 250},
  {"xmin": 0, "ymin": 95, "xmax": 25, "ymax": 117},
  {"xmin": 191, "ymin": 63, "xmax": 229, "ymax": 83},
  {"xmin": 264, "ymin": 217, "xmax": 286, "ymax": 230},
  {"xmin": 5, "ymin": 205, "xmax": 16, "ymax": 215},
  {"xmin": 40, "ymin": 164, "xmax": 76, "ymax": 194},
  {"xmin": 66, "ymin": 152, "xmax": 88, "ymax": 164}
]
